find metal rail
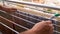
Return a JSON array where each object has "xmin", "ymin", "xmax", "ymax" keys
[
  {"xmin": 0, "ymin": 16, "xmax": 29, "ymax": 30},
  {"xmin": 5, "ymin": 0, "xmax": 60, "ymax": 10},
  {"xmin": 0, "ymin": 22, "xmax": 19, "ymax": 34},
  {"xmin": 0, "ymin": 0, "xmax": 60, "ymax": 34},
  {"xmin": 0, "ymin": 10, "xmax": 60, "ymax": 30},
  {"xmin": 0, "ymin": 10, "xmax": 60, "ymax": 27},
  {"xmin": 0, "ymin": 11, "xmax": 60, "ymax": 33}
]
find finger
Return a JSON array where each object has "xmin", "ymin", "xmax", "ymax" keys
[
  {"xmin": 45, "ymin": 20, "xmax": 52, "ymax": 24},
  {"xmin": 49, "ymin": 24, "xmax": 54, "ymax": 34},
  {"xmin": 41, "ymin": 20, "xmax": 52, "ymax": 24}
]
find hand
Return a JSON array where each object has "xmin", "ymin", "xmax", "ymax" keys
[
  {"xmin": 3, "ymin": 7, "xmax": 17, "ymax": 13},
  {"xmin": 30, "ymin": 21, "xmax": 54, "ymax": 34},
  {"xmin": 0, "ymin": 5, "xmax": 17, "ymax": 13},
  {"xmin": 5, "ymin": 7, "xmax": 17, "ymax": 13}
]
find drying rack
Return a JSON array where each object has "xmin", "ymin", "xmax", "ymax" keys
[{"xmin": 0, "ymin": 0, "xmax": 60, "ymax": 34}]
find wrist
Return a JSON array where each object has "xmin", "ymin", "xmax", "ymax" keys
[{"xmin": 29, "ymin": 29, "xmax": 37, "ymax": 34}]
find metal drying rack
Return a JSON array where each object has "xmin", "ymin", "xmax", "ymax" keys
[{"xmin": 0, "ymin": 0, "xmax": 60, "ymax": 34}]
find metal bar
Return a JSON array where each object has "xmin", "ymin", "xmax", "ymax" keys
[
  {"xmin": 0, "ymin": 22, "xmax": 19, "ymax": 34},
  {"xmin": 0, "ymin": 16, "xmax": 29, "ymax": 30},
  {"xmin": 6, "ymin": 0, "xmax": 60, "ymax": 10},
  {"xmin": 0, "ymin": 10, "xmax": 36, "ymax": 24},
  {"xmin": 1, "ymin": 10, "xmax": 60, "ymax": 27},
  {"xmin": 1, "ymin": 16, "xmax": 60, "ymax": 34},
  {"xmin": 53, "ymin": 24, "xmax": 60, "ymax": 27},
  {"xmin": 25, "ymin": 6, "xmax": 45, "ymax": 12},
  {"xmin": 0, "ymin": 10, "xmax": 35, "ymax": 24},
  {"xmin": 16, "ymin": 13, "xmax": 60, "ymax": 33},
  {"xmin": 54, "ymin": 30, "xmax": 60, "ymax": 34},
  {"xmin": 15, "ymin": 12, "xmax": 60, "ymax": 28},
  {"xmin": 11, "ymin": 14, "xmax": 35, "ymax": 24},
  {"xmin": 0, "ymin": 10, "xmax": 60, "ymax": 34},
  {"xmin": 15, "ymin": 12, "xmax": 40, "ymax": 21},
  {"xmin": 1, "ymin": 14, "xmax": 60, "ymax": 34}
]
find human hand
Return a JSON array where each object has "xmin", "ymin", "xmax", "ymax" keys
[
  {"xmin": 0, "ymin": 5, "xmax": 17, "ymax": 13},
  {"xmin": 30, "ymin": 21, "xmax": 54, "ymax": 34},
  {"xmin": 3, "ymin": 7, "xmax": 17, "ymax": 13}
]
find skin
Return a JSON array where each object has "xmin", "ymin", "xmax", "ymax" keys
[
  {"xmin": 20, "ymin": 21, "xmax": 54, "ymax": 34},
  {"xmin": 0, "ymin": 5, "xmax": 54, "ymax": 34},
  {"xmin": 0, "ymin": 5, "xmax": 17, "ymax": 13}
]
